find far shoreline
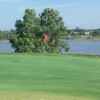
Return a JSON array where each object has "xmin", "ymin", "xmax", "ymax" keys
[
  {"xmin": 0, "ymin": 40, "xmax": 9, "ymax": 43},
  {"xmin": 1, "ymin": 38, "xmax": 100, "ymax": 42}
]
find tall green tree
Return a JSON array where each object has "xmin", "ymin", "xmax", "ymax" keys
[
  {"xmin": 10, "ymin": 9, "xmax": 37, "ymax": 52},
  {"xmin": 40, "ymin": 8, "xmax": 69, "ymax": 52},
  {"xmin": 10, "ymin": 8, "xmax": 69, "ymax": 53}
]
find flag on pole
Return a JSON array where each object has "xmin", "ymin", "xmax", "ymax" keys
[
  {"xmin": 43, "ymin": 34, "xmax": 49, "ymax": 41},
  {"xmin": 43, "ymin": 34, "xmax": 49, "ymax": 50}
]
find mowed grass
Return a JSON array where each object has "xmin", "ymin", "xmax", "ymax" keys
[{"xmin": 0, "ymin": 54, "xmax": 100, "ymax": 100}]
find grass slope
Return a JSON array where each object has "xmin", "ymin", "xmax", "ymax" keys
[{"xmin": 0, "ymin": 54, "xmax": 100, "ymax": 100}]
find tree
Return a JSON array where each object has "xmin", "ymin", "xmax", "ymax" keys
[
  {"xmin": 39, "ymin": 8, "xmax": 69, "ymax": 53},
  {"xmin": 10, "ymin": 8, "xmax": 69, "ymax": 53},
  {"xmin": 74, "ymin": 27, "xmax": 85, "ymax": 36},
  {"xmin": 10, "ymin": 9, "xmax": 37, "ymax": 52},
  {"xmin": 0, "ymin": 30, "xmax": 11, "ymax": 40},
  {"xmin": 90, "ymin": 29, "xmax": 100, "ymax": 37}
]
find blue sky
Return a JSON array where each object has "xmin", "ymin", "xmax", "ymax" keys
[{"xmin": 0, "ymin": 0, "xmax": 100, "ymax": 30}]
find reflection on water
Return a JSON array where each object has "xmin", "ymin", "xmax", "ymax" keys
[{"xmin": 0, "ymin": 40, "xmax": 100, "ymax": 55}]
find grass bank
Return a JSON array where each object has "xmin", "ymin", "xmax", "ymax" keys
[{"xmin": 0, "ymin": 54, "xmax": 100, "ymax": 100}]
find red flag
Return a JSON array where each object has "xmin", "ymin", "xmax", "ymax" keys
[{"xmin": 43, "ymin": 34, "xmax": 49, "ymax": 41}]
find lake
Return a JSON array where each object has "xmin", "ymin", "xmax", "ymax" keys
[
  {"xmin": 0, "ymin": 40, "xmax": 100, "ymax": 55},
  {"xmin": 67, "ymin": 40, "xmax": 100, "ymax": 55},
  {"xmin": 0, "ymin": 41, "xmax": 14, "ymax": 53}
]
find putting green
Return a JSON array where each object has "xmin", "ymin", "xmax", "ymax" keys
[{"xmin": 0, "ymin": 54, "xmax": 100, "ymax": 100}]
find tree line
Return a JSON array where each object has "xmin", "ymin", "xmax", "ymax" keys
[
  {"xmin": 0, "ymin": 30, "xmax": 14, "ymax": 40},
  {"xmin": 1, "ymin": 28, "xmax": 100, "ymax": 41},
  {"xmin": 67, "ymin": 27, "xmax": 100, "ymax": 38}
]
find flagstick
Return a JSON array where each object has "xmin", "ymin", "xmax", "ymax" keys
[
  {"xmin": 42, "ymin": 34, "xmax": 49, "ymax": 63},
  {"xmin": 42, "ymin": 41, "xmax": 45, "ymax": 63}
]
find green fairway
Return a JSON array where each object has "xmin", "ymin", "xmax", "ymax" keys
[{"xmin": 0, "ymin": 54, "xmax": 100, "ymax": 100}]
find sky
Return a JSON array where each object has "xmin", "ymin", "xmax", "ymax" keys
[{"xmin": 0, "ymin": 0, "xmax": 100, "ymax": 30}]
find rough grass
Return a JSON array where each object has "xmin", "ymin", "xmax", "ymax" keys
[
  {"xmin": 0, "ymin": 91, "xmax": 96, "ymax": 100},
  {"xmin": 0, "ymin": 54, "xmax": 100, "ymax": 100}
]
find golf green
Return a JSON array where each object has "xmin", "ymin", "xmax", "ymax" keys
[{"xmin": 0, "ymin": 54, "xmax": 100, "ymax": 100}]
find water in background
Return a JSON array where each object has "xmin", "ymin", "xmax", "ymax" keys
[
  {"xmin": 0, "ymin": 40, "xmax": 100, "ymax": 55},
  {"xmin": 67, "ymin": 40, "xmax": 100, "ymax": 55},
  {"xmin": 0, "ymin": 41, "xmax": 14, "ymax": 53}
]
